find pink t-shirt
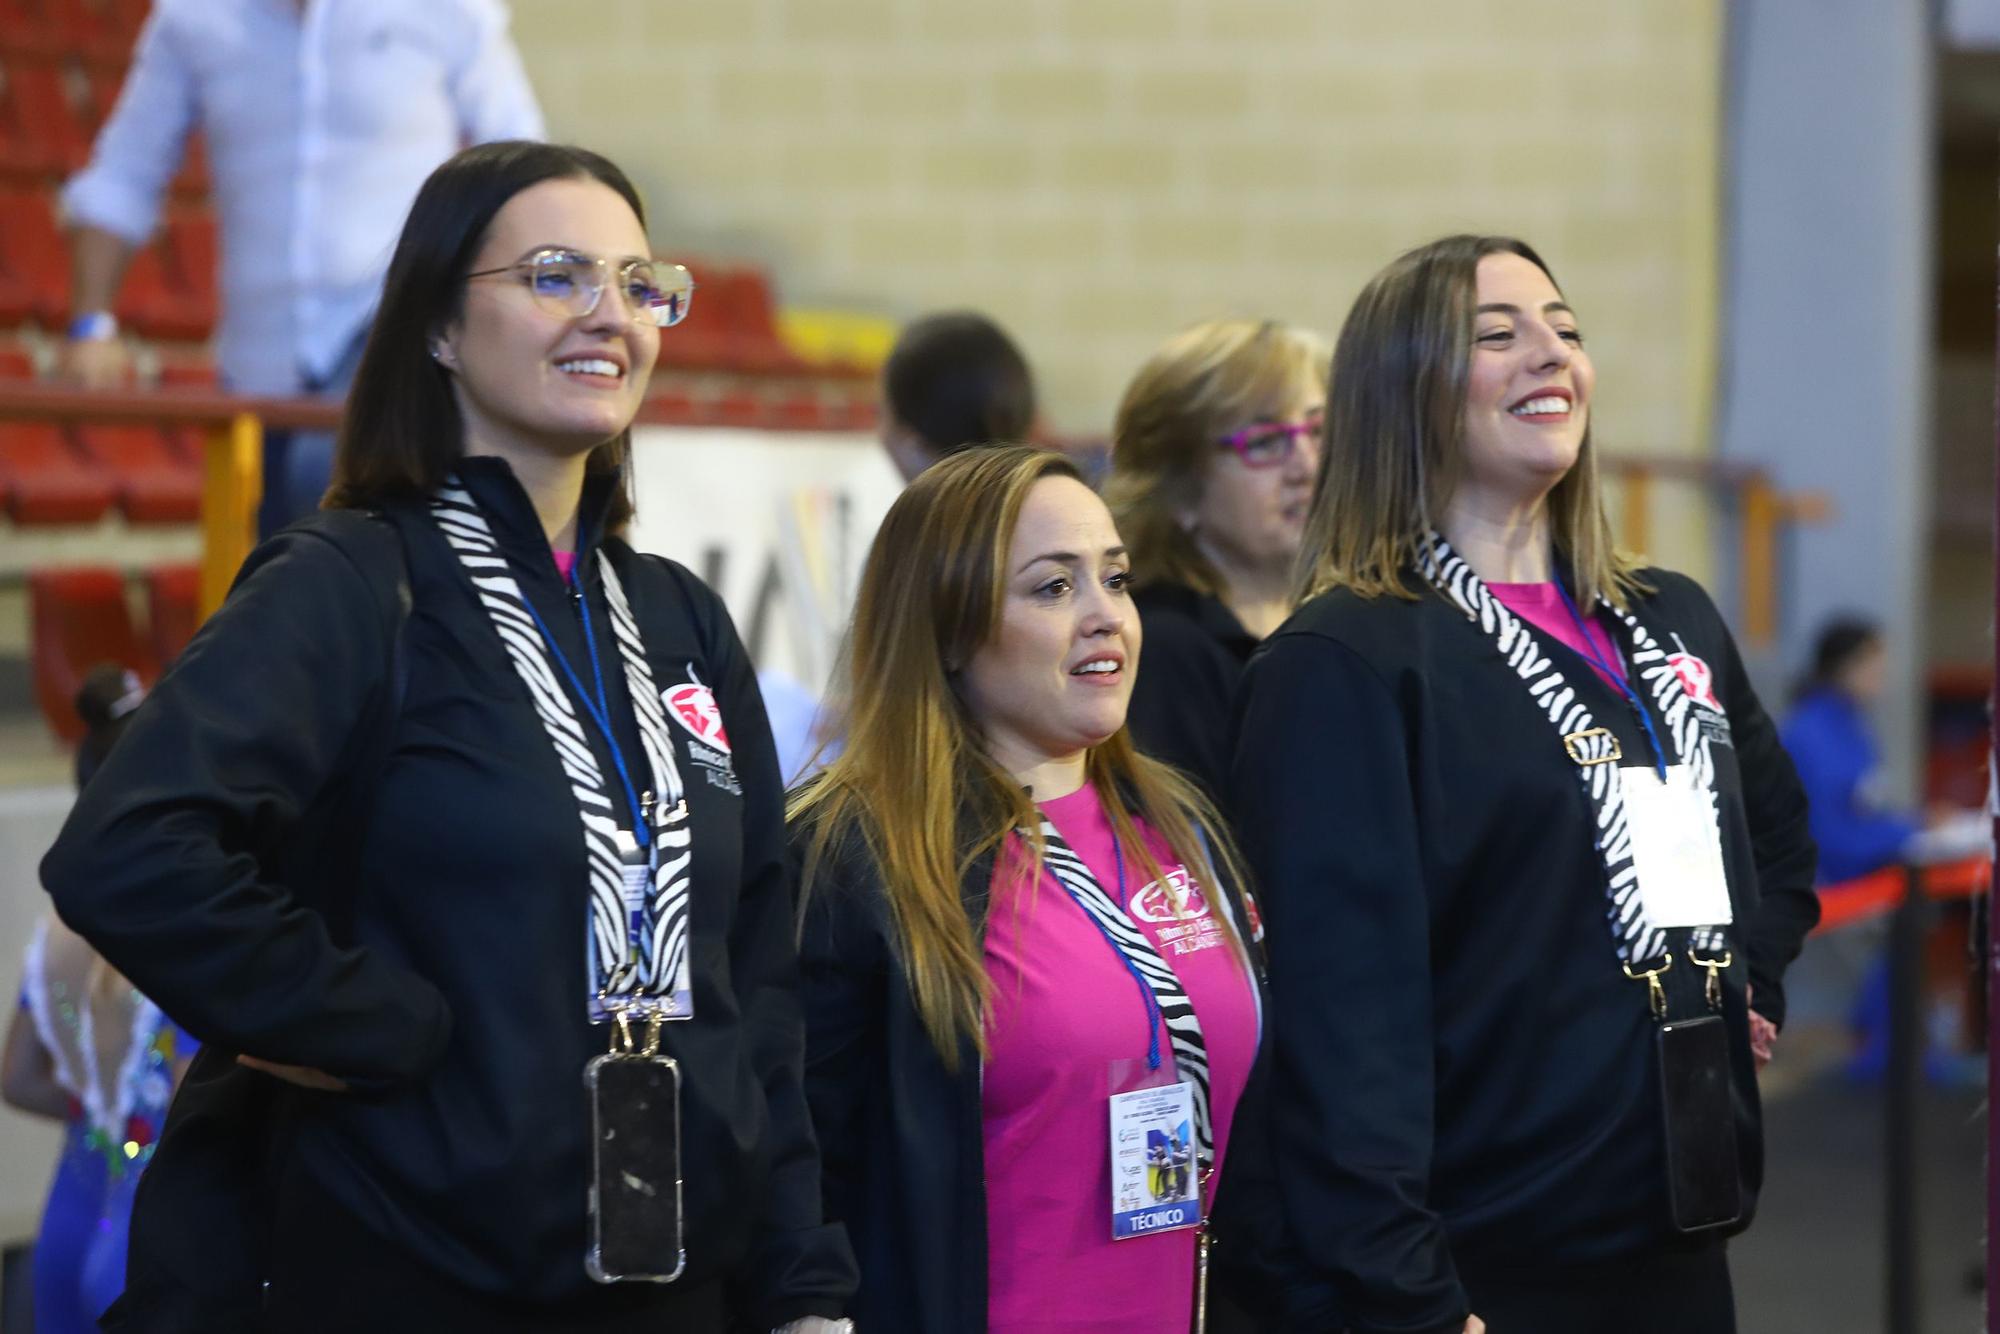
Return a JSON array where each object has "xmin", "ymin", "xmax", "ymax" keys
[
  {"xmin": 981, "ymin": 784, "xmax": 1260, "ymax": 1334},
  {"xmin": 1489, "ymin": 581, "xmax": 1627, "ymax": 690},
  {"xmin": 551, "ymin": 549, "xmax": 577, "ymax": 581}
]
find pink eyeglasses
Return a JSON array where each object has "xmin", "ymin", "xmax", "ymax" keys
[{"xmin": 1215, "ymin": 412, "xmax": 1324, "ymax": 468}]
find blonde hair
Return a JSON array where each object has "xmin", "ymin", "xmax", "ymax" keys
[
  {"xmin": 1296, "ymin": 235, "xmax": 1643, "ymax": 609},
  {"xmin": 791, "ymin": 445, "xmax": 1248, "ymax": 1067},
  {"xmin": 1105, "ymin": 319, "xmax": 1331, "ymax": 598}
]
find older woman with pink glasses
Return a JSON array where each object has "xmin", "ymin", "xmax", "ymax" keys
[{"xmin": 1104, "ymin": 319, "xmax": 1330, "ymax": 798}]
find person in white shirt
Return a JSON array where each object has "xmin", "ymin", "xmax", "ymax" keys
[{"xmin": 61, "ymin": 0, "xmax": 544, "ymax": 533}]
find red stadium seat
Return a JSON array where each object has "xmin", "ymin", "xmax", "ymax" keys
[
  {"xmin": 0, "ymin": 343, "xmax": 33, "ymax": 377},
  {"xmin": 652, "ymin": 261, "xmax": 805, "ymax": 376},
  {"xmin": 706, "ymin": 266, "xmax": 807, "ymax": 376},
  {"xmin": 119, "ymin": 231, "xmax": 212, "ymax": 340},
  {"xmin": 0, "ymin": 186, "xmax": 72, "ymax": 323},
  {"xmin": 0, "ymin": 421, "xmax": 113, "ymax": 522},
  {"xmin": 73, "ymin": 422, "xmax": 202, "ymax": 523},
  {"xmin": 143, "ymin": 561, "xmax": 200, "ymax": 666},
  {"xmin": 58, "ymin": 0, "xmax": 138, "ymax": 64},
  {"xmin": 30, "ymin": 565, "xmax": 149, "ymax": 741},
  {"xmin": 0, "ymin": 53, "xmax": 80, "ymax": 175}
]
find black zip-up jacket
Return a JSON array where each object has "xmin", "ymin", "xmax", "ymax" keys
[
  {"xmin": 793, "ymin": 811, "xmax": 1272, "ymax": 1332},
  {"xmin": 1226, "ymin": 568, "xmax": 1818, "ymax": 1333},
  {"xmin": 41, "ymin": 459, "xmax": 855, "ymax": 1326},
  {"xmin": 1126, "ymin": 581, "xmax": 1258, "ymax": 798}
]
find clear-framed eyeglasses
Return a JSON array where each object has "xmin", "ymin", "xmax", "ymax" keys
[
  {"xmin": 1215, "ymin": 410, "xmax": 1325, "ymax": 468},
  {"xmin": 465, "ymin": 248, "xmax": 695, "ymax": 328}
]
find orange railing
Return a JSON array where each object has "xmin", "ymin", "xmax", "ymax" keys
[
  {"xmin": 0, "ymin": 379, "xmax": 880, "ymax": 621},
  {"xmin": 1601, "ymin": 454, "xmax": 1829, "ymax": 651},
  {"xmin": 0, "ymin": 382, "xmax": 337, "ymax": 615},
  {"xmin": 1814, "ymin": 855, "xmax": 1992, "ymax": 933}
]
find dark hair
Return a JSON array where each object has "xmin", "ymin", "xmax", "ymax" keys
[
  {"xmin": 74, "ymin": 662, "xmax": 142, "ymax": 788},
  {"xmin": 325, "ymin": 141, "xmax": 648, "ymax": 525},
  {"xmin": 882, "ymin": 312, "xmax": 1037, "ymax": 460},
  {"xmin": 1807, "ymin": 616, "xmax": 1881, "ymax": 694}
]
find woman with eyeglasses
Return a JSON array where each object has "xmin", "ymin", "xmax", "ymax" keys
[
  {"xmin": 1104, "ymin": 319, "xmax": 1329, "ymax": 798},
  {"xmin": 1228, "ymin": 236, "xmax": 1819, "ymax": 1333},
  {"xmin": 43, "ymin": 142, "xmax": 855, "ymax": 1333}
]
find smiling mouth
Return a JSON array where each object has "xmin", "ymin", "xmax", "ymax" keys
[
  {"xmin": 555, "ymin": 357, "xmax": 625, "ymax": 382},
  {"xmin": 1509, "ymin": 393, "xmax": 1572, "ymax": 421},
  {"xmin": 1070, "ymin": 660, "xmax": 1123, "ymax": 680}
]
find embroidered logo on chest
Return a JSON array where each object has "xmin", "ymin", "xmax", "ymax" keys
[
  {"xmin": 1667, "ymin": 648, "xmax": 1724, "ymax": 713},
  {"xmin": 664, "ymin": 679, "xmax": 731, "ymax": 753},
  {"xmin": 662, "ymin": 670, "xmax": 740, "ymax": 794},
  {"xmin": 1129, "ymin": 868, "xmax": 1227, "ymax": 957}
]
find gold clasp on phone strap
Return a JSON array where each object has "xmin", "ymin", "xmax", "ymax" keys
[
  {"xmin": 610, "ymin": 1007, "xmax": 664, "ymax": 1057},
  {"xmin": 1688, "ymin": 949, "xmax": 1733, "ymax": 1013},
  {"xmin": 1563, "ymin": 727, "xmax": 1623, "ymax": 766},
  {"xmin": 1622, "ymin": 952, "xmax": 1673, "ymax": 1020}
]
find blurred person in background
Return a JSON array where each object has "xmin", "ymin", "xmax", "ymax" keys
[
  {"xmin": 878, "ymin": 310, "xmax": 1038, "ymax": 481},
  {"xmin": 2, "ymin": 667, "xmax": 197, "ymax": 1334},
  {"xmin": 1782, "ymin": 615, "xmax": 1988, "ymax": 1081},
  {"xmin": 791, "ymin": 446, "xmax": 1266, "ymax": 1332},
  {"xmin": 59, "ymin": 0, "xmax": 544, "ymax": 536},
  {"xmin": 767, "ymin": 309, "xmax": 1042, "ymax": 783},
  {"xmin": 42, "ymin": 142, "xmax": 853, "ymax": 1333},
  {"xmin": 1104, "ymin": 318, "xmax": 1329, "ymax": 797},
  {"xmin": 1781, "ymin": 617, "xmax": 1922, "ymax": 882},
  {"xmin": 1230, "ymin": 235, "xmax": 1818, "ymax": 1333}
]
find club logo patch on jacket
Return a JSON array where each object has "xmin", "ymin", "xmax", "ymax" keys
[
  {"xmin": 1667, "ymin": 637, "xmax": 1734, "ymax": 749},
  {"xmin": 1667, "ymin": 647, "xmax": 1723, "ymax": 713},
  {"xmin": 663, "ymin": 669, "xmax": 740, "ymax": 794}
]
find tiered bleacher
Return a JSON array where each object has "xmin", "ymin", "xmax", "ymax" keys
[{"xmin": 0, "ymin": 0, "xmax": 890, "ymax": 742}]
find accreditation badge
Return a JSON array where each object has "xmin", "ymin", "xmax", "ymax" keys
[
  {"xmin": 1109, "ymin": 1080, "xmax": 1201, "ymax": 1240},
  {"xmin": 1624, "ymin": 764, "xmax": 1733, "ymax": 929}
]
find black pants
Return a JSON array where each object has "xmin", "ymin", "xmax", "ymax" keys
[
  {"xmin": 261, "ymin": 1165, "xmax": 727, "ymax": 1334},
  {"xmin": 1460, "ymin": 1240, "xmax": 1734, "ymax": 1334}
]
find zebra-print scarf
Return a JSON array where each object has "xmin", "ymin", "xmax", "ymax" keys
[
  {"xmin": 1033, "ymin": 818, "xmax": 1218, "ymax": 1179},
  {"xmin": 432, "ymin": 478, "xmax": 695, "ymax": 1020},
  {"xmin": 1416, "ymin": 531, "xmax": 1729, "ymax": 966}
]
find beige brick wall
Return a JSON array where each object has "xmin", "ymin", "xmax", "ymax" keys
[{"xmin": 512, "ymin": 0, "xmax": 1723, "ymax": 475}]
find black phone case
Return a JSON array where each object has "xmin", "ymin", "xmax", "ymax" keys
[
  {"xmin": 1655, "ymin": 1014, "xmax": 1743, "ymax": 1232},
  {"xmin": 584, "ymin": 1052, "xmax": 685, "ymax": 1283}
]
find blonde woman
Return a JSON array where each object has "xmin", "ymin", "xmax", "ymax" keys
[
  {"xmin": 1105, "ymin": 319, "xmax": 1328, "ymax": 795},
  {"xmin": 1231, "ymin": 236, "xmax": 1819, "ymax": 1333},
  {"xmin": 792, "ymin": 446, "xmax": 1267, "ymax": 1332}
]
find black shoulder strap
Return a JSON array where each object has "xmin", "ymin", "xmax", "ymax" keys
[
  {"xmin": 268, "ymin": 509, "xmax": 412, "ymax": 908},
  {"xmin": 280, "ymin": 507, "xmax": 411, "ymax": 750}
]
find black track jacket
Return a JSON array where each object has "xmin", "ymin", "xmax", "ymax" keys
[
  {"xmin": 41, "ymin": 459, "xmax": 855, "ymax": 1325},
  {"xmin": 1125, "ymin": 581, "xmax": 1259, "ymax": 800},
  {"xmin": 1226, "ymin": 568, "xmax": 1818, "ymax": 1333}
]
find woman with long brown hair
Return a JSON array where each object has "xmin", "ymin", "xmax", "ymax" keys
[
  {"xmin": 1230, "ymin": 236, "xmax": 1819, "ymax": 1333},
  {"xmin": 1105, "ymin": 319, "xmax": 1329, "ymax": 797},
  {"xmin": 792, "ymin": 445, "xmax": 1266, "ymax": 1332}
]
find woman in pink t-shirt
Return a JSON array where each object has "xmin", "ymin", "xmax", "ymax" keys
[{"xmin": 792, "ymin": 445, "xmax": 1266, "ymax": 1333}]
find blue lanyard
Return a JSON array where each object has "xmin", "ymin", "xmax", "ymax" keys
[
  {"xmin": 517, "ymin": 558, "xmax": 653, "ymax": 851},
  {"xmin": 1554, "ymin": 580, "xmax": 1668, "ymax": 782},
  {"xmin": 1049, "ymin": 836, "xmax": 1165, "ymax": 1071}
]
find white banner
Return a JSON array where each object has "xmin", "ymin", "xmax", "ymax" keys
[{"xmin": 626, "ymin": 425, "xmax": 903, "ymax": 693}]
